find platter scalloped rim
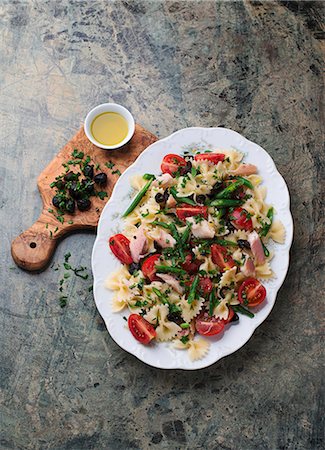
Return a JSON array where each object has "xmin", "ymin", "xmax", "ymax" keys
[{"xmin": 91, "ymin": 127, "xmax": 293, "ymax": 370}]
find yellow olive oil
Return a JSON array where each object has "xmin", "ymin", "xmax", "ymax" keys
[{"xmin": 91, "ymin": 112, "xmax": 128, "ymax": 146}]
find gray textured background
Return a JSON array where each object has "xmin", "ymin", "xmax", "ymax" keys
[{"xmin": 0, "ymin": 1, "xmax": 324, "ymax": 449}]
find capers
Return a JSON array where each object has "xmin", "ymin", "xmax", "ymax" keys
[
  {"xmin": 94, "ymin": 173, "xmax": 107, "ymax": 186},
  {"xmin": 83, "ymin": 164, "xmax": 94, "ymax": 179},
  {"xmin": 77, "ymin": 198, "xmax": 91, "ymax": 211},
  {"xmin": 66, "ymin": 199, "xmax": 76, "ymax": 214}
]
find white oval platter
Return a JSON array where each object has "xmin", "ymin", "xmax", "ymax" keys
[{"xmin": 91, "ymin": 127, "xmax": 293, "ymax": 370}]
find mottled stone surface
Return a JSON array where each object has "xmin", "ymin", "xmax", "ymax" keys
[{"xmin": 0, "ymin": 1, "xmax": 324, "ymax": 449}]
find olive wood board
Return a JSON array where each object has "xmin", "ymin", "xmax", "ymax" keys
[{"xmin": 11, "ymin": 125, "xmax": 158, "ymax": 272}]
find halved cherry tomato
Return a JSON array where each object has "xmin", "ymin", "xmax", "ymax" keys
[
  {"xmin": 198, "ymin": 277, "xmax": 213, "ymax": 295},
  {"xmin": 176, "ymin": 205, "xmax": 208, "ymax": 220},
  {"xmin": 230, "ymin": 207, "xmax": 253, "ymax": 231},
  {"xmin": 161, "ymin": 154, "xmax": 187, "ymax": 177},
  {"xmin": 211, "ymin": 244, "xmax": 236, "ymax": 271},
  {"xmin": 181, "ymin": 253, "xmax": 201, "ymax": 275},
  {"xmin": 238, "ymin": 278, "xmax": 266, "ymax": 307},
  {"xmin": 194, "ymin": 153, "xmax": 225, "ymax": 163},
  {"xmin": 128, "ymin": 314, "xmax": 156, "ymax": 344},
  {"xmin": 109, "ymin": 234, "xmax": 133, "ymax": 265},
  {"xmin": 141, "ymin": 254, "xmax": 161, "ymax": 281},
  {"xmin": 223, "ymin": 307, "xmax": 235, "ymax": 324},
  {"xmin": 186, "ymin": 276, "xmax": 213, "ymax": 295},
  {"xmin": 195, "ymin": 311, "xmax": 225, "ymax": 336}
]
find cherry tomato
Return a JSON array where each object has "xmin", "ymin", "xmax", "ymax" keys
[
  {"xmin": 230, "ymin": 207, "xmax": 253, "ymax": 231},
  {"xmin": 176, "ymin": 205, "xmax": 208, "ymax": 220},
  {"xmin": 194, "ymin": 153, "xmax": 225, "ymax": 163},
  {"xmin": 109, "ymin": 234, "xmax": 133, "ymax": 265},
  {"xmin": 181, "ymin": 253, "xmax": 201, "ymax": 275},
  {"xmin": 128, "ymin": 314, "xmax": 156, "ymax": 344},
  {"xmin": 238, "ymin": 278, "xmax": 266, "ymax": 307},
  {"xmin": 186, "ymin": 275, "xmax": 213, "ymax": 295},
  {"xmin": 161, "ymin": 154, "xmax": 187, "ymax": 177},
  {"xmin": 195, "ymin": 311, "xmax": 225, "ymax": 336},
  {"xmin": 223, "ymin": 307, "xmax": 235, "ymax": 324},
  {"xmin": 141, "ymin": 254, "xmax": 161, "ymax": 281},
  {"xmin": 198, "ymin": 277, "xmax": 213, "ymax": 295},
  {"xmin": 211, "ymin": 244, "xmax": 236, "ymax": 271}
]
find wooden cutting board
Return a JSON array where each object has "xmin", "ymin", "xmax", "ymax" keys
[{"xmin": 11, "ymin": 125, "xmax": 158, "ymax": 272}]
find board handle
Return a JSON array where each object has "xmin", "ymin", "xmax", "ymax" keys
[{"xmin": 11, "ymin": 220, "xmax": 57, "ymax": 272}]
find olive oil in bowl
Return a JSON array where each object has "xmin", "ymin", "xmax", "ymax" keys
[
  {"xmin": 91, "ymin": 112, "xmax": 128, "ymax": 147},
  {"xmin": 84, "ymin": 103, "xmax": 135, "ymax": 150}
]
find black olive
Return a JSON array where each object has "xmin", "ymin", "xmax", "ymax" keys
[
  {"xmin": 69, "ymin": 181, "xmax": 83, "ymax": 199},
  {"xmin": 77, "ymin": 198, "xmax": 91, "ymax": 211},
  {"xmin": 163, "ymin": 189, "xmax": 169, "ymax": 202},
  {"xmin": 167, "ymin": 312, "xmax": 183, "ymax": 325},
  {"xmin": 196, "ymin": 194, "xmax": 206, "ymax": 204},
  {"xmin": 83, "ymin": 164, "xmax": 94, "ymax": 179},
  {"xmin": 219, "ymin": 287, "xmax": 228, "ymax": 299},
  {"xmin": 64, "ymin": 171, "xmax": 79, "ymax": 182},
  {"xmin": 128, "ymin": 262, "xmax": 140, "ymax": 274},
  {"xmin": 237, "ymin": 239, "xmax": 251, "ymax": 250},
  {"xmin": 154, "ymin": 241, "xmax": 162, "ymax": 251},
  {"xmin": 52, "ymin": 195, "xmax": 61, "ymax": 208},
  {"xmin": 155, "ymin": 193, "xmax": 165, "ymax": 203},
  {"xmin": 208, "ymin": 181, "xmax": 224, "ymax": 198},
  {"xmin": 180, "ymin": 160, "xmax": 192, "ymax": 175},
  {"xmin": 55, "ymin": 179, "xmax": 66, "ymax": 190},
  {"xmin": 231, "ymin": 312, "xmax": 239, "ymax": 322},
  {"xmin": 66, "ymin": 198, "xmax": 76, "ymax": 214},
  {"xmin": 81, "ymin": 179, "xmax": 95, "ymax": 195},
  {"xmin": 94, "ymin": 173, "xmax": 107, "ymax": 186},
  {"xmin": 226, "ymin": 221, "xmax": 236, "ymax": 232}
]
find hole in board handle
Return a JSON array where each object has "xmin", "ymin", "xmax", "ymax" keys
[{"xmin": 30, "ymin": 242, "xmax": 37, "ymax": 248}]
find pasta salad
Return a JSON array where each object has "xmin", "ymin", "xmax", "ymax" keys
[{"xmin": 105, "ymin": 149, "xmax": 285, "ymax": 361}]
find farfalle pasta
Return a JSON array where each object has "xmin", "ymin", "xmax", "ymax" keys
[{"xmin": 106, "ymin": 149, "xmax": 285, "ymax": 361}]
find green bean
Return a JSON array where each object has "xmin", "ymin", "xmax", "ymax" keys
[
  {"xmin": 231, "ymin": 305, "xmax": 254, "ymax": 318},
  {"xmin": 181, "ymin": 222, "xmax": 192, "ymax": 245},
  {"xmin": 262, "ymin": 242, "xmax": 270, "ymax": 257},
  {"xmin": 152, "ymin": 287, "xmax": 168, "ymax": 304},
  {"xmin": 260, "ymin": 207, "xmax": 274, "ymax": 237},
  {"xmin": 187, "ymin": 275, "xmax": 199, "ymax": 304},
  {"xmin": 209, "ymin": 287, "xmax": 218, "ymax": 316},
  {"xmin": 155, "ymin": 265, "xmax": 187, "ymax": 276},
  {"xmin": 151, "ymin": 221, "xmax": 171, "ymax": 230},
  {"xmin": 209, "ymin": 199, "xmax": 244, "ymax": 207},
  {"xmin": 122, "ymin": 179, "xmax": 154, "ymax": 217},
  {"xmin": 214, "ymin": 239, "xmax": 238, "ymax": 247},
  {"xmin": 235, "ymin": 176, "xmax": 253, "ymax": 189},
  {"xmin": 215, "ymin": 180, "xmax": 245, "ymax": 199},
  {"xmin": 143, "ymin": 173, "xmax": 155, "ymax": 180},
  {"xmin": 170, "ymin": 187, "xmax": 196, "ymax": 206},
  {"xmin": 217, "ymin": 208, "xmax": 226, "ymax": 220}
]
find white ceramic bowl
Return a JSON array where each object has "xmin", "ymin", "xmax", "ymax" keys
[
  {"xmin": 92, "ymin": 127, "xmax": 293, "ymax": 370},
  {"xmin": 84, "ymin": 103, "xmax": 135, "ymax": 150}
]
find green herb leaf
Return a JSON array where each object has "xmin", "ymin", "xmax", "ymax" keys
[{"xmin": 98, "ymin": 191, "xmax": 108, "ymax": 200}]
